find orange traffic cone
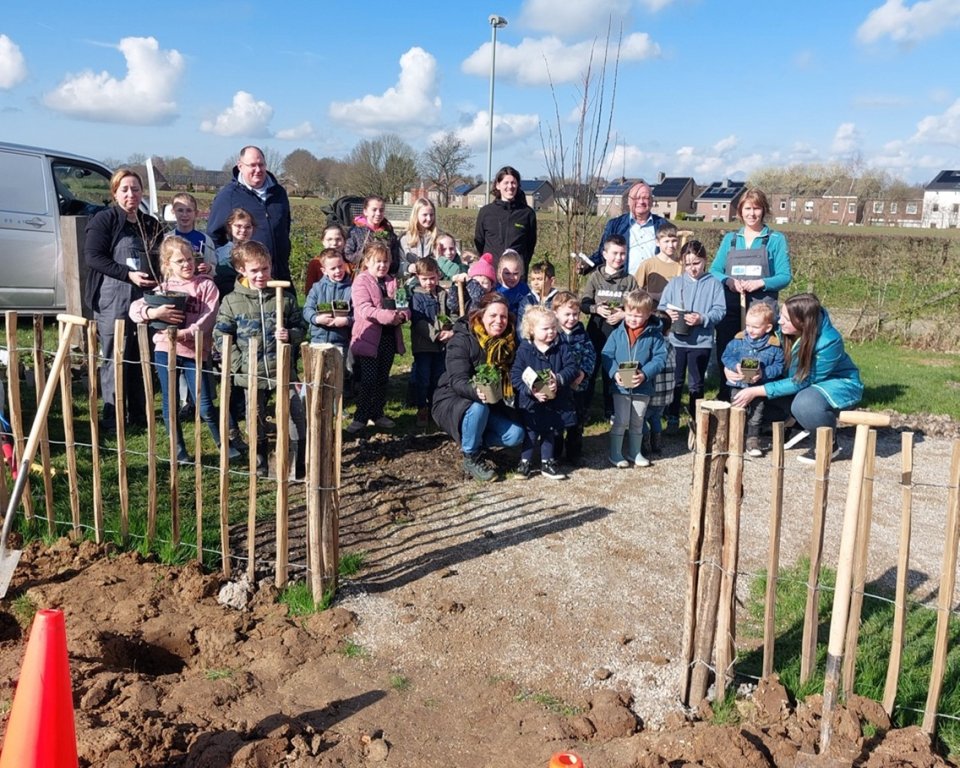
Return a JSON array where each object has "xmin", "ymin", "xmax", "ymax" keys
[
  {"xmin": 549, "ymin": 752, "xmax": 584, "ymax": 767},
  {"xmin": 0, "ymin": 609, "xmax": 78, "ymax": 768}
]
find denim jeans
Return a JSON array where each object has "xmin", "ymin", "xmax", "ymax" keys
[
  {"xmin": 411, "ymin": 351, "xmax": 446, "ymax": 408},
  {"xmin": 460, "ymin": 402, "xmax": 524, "ymax": 455},
  {"xmin": 770, "ymin": 387, "xmax": 839, "ymax": 432},
  {"xmin": 155, "ymin": 351, "xmax": 218, "ymax": 445}
]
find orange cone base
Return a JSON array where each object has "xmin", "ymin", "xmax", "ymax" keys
[
  {"xmin": 0, "ymin": 609, "xmax": 78, "ymax": 768},
  {"xmin": 549, "ymin": 752, "xmax": 584, "ymax": 767}
]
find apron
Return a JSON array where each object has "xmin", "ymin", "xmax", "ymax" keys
[
  {"xmin": 97, "ymin": 223, "xmax": 145, "ymax": 319},
  {"xmin": 722, "ymin": 235, "xmax": 777, "ymax": 313}
]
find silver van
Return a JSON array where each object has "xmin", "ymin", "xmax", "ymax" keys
[{"xmin": 0, "ymin": 142, "xmax": 118, "ymax": 314}]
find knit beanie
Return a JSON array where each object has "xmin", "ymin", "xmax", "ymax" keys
[{"xmin": 468, "ymin": 252, "xmax": 496, "ymax": 282}]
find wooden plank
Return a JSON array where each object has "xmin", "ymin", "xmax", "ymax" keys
[
  {"xmin": 137, "ymin": 325, "xmax": 158, "ymax": 543},
  {"xmin": 320, "ymin": 345, "xmax": 345, "ymax": 593},
  {"xmin": 883, "ymin": 432, "xmax": 914, "ymax": 714},
  {"xmin": 307, "ymin": 347, "xmax": 324, "ymax": 602},
  {"xmin": 274, "ymin": 342, "xmax": 290, "ymax": 589},
  {"xmin": 922, "ymin": 440, "xmax": 960, "ymax": 734},
  {"xmin": 193, "ymin": 330, "xmax": 204, "ymax": 564},
  {"xmin": 32, "ymin": 316, "xmax": 55, "ymax": 533},
  {"xmin": 800, "ymin": 427, "xmax": 834, "ymax": 684},
  {"xmin": 57, "ymin": 319, "xmax": 81, "ymax": 536},
  {"xmin": 218, "ymin": 338, "xmax": 233, "ymax": 577},
  {"xmin": 114, "ymin": 319, "xmax": 129, "ymax": 545},
  {"xmin": 763, "ymin": 422, "xmax": 785, "ymax": 678},
  {"xmin": 87, "ymin": 323, "xmax": 103, "ymax": 544},
  {"xmin": 166, "ymin": 327, "xmax": 180, "ymax": 549},
  {"xmin": 5, "ymin": 313, "xmax": 34, "ymax": 521},
  {"xmin": 246, "ymin": 337, "xmax": 259, "ymax": 583}
]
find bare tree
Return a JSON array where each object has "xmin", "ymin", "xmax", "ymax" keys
[
  {"xmin": 539, "ymin": 20, "xmax": 622, "ymax": 285},
  {"xmin": 422, "ymin": 132, "xmax": 472, "ymax": 207},
  {"xmin": 345, "ymin": 134, "xmax": 419, "ymax": 202},
  {"xmin": 282, "ymin": 148, "xmax": 324, "ymax": 196},
  {"xmin": 260, "ymin": 145, "xmax": 285, "ymax": 177},
  {"xmin": 162, "ymin": 156, "xmax": 195, "ymax": 177}
]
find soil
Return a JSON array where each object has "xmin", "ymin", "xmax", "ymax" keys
[{"xmin": 1, "ymin": 411, "xmax": 959, "ymax": 768}]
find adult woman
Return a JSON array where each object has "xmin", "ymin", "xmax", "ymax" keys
[
  {"xmin": 84, "ymin": 168, "xmax": 171, "ymax": 433},
  {"xmin": 432, "ymin": 293, "xmax": 524, "ymax": 481},
  {"xmin": 709, "ymin": 188, "xmax": 791, "ymax": 400},
  {"xmin": 474, "ymin": 166, "xmax": 537, "ymax": 270},
  {"xmin": 730, "ymin": 293, "xmax": 863, "ymax": 464}
]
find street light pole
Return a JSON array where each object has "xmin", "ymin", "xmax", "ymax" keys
[{"xmin": 486, "ymin": 14, "xmax": 508, "ymax": 205}]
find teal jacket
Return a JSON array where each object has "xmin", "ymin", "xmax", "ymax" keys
[{"xmin": 764, "ymin": 309, "xmax": 863, "ymax": 409}]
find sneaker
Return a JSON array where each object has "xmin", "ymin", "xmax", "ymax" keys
[
  {"xmin": 463, "ymin": 453, "xmax": 495, "ymax": 482},
  {"xmin": 797, "ymin": 440, "xmax": 841, "ymax": 465},
  {"xmin": 540, "ymin": 459, "xmax": 566, "ymax": 480},
  {"xmin": 516, "ymin": 459, "xmax": 533, "ymax": 479},
  {"xmin": 345, "ymin": 419, "xmax": 365, "ymax": 434},
  {"xmin": 609, "ymin": 456, "xmax": 630, "ymax": 469},
  {"xmin": 255, "ymin": 454, "xmax": 269, "ymax": 477},
  {"xmin": 176, "ymin": 447, "xmax": 192, "ymax": 466},
  {"xmin": 226, "ymin": 442, "xmax": 242, "ymax": 461},
  {"xmin": 746, "ymin": 436, "xmax": 763, "ymax": 458},
  {"xmin": 687, "ymin": 426, "xmax": 697, "ymax": 451},
  {"xmin": 634, "ymin": 453, "xmax": 650, "ymax": 468},
  {"xmin": 373, "ymin": 416, "xmax": 396, "ymax": 428},
  {"xmin": 783, "ymin": 427, "xmax": 811, "ymax": 450},
  {"xmin": 650, "ymin": 432, "xmax": 663, "ymax": 454}
]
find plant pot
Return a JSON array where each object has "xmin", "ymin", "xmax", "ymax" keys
[
  {"xmin": 474, "ymin": 380, "xmax": 502, "ymax": 405},
  {"xmin": 671, "ymin": 311, "xmax": 689, "ymax": 335},
  {"xmin": 740, "ymin": 357, "xmax": 761, "ymax": 384},
  {"xmin": 529, "ymin": 369, "xmax": 555, "ymax": 400},
  {"xmin": 143, "ymin": 290, "xmax": 188, "ymax": 331},
  {"xmin": 332, "ymin": 301, "xmax": 349, "ymax": 317},
  {"xmin": 618, "ymin": 361, "xmax": 640, "ymax": 389},
  {"xmin": 381, "ymin": 298, "xmax": 397, "ymax": 310}
]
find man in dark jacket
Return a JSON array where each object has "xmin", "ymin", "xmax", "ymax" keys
[
  {"xmin": 583, "ymin": 181, "xmax": 665, "ymax": 275},
  {"xmin": 208, "ymin": 146, "xmax": 293, "ymax": 285}
]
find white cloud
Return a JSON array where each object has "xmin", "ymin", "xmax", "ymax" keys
[
  {"xmin": 462, "ymin": 33, "xmax": 660, "ymax": 87},
  {"xmin": 601, "ymin": 144, "xmax": 667, "ymax": 177},
  {"xmin": 519, "ymin": 0, "xmax": 633, "ymax": 36},
  {"xmin": 449, "ymin": 111, "xmax": 540, "ymax": 151},
  {"xmin": 275, "ymin": 121, "xmax": 315, "ymax": 141},
  {"xmin": 0, "ymin": 35, "xmax": 27, "ymax": 89},
  {"xmin": 329, "ymin": 47, "xmax": 440, "ymax": 132},
  {"xmin": 911, "ymin": 97, "xmax": 960, "ymax": 143},
  {"xmin": 857, "ymin": 0, "xmax": 960, "ymax": 44},
  {"xmin": 831, "ymin": 122, "xmax": 861, "ymax": 153},
  {"xmin": 44, "ymin": 37, "xmax": 183, "ymax": 125},
  {"xmin": 200, "ymin": 91, "xmax": 273, "ymax": 137},
  {"xmin": 713, "ymin": 135, "xmax": 738, "ymax": 155}
]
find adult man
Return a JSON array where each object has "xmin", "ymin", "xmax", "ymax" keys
[
  {"xmin": 208, "ymin": 146, "xmax": 293, "ymax": 284},
  {"xmin": 583, "ymin": 181, "xmax": 666, "ymax": 276}
]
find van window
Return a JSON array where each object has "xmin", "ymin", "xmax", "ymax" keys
[
  {"xmin": 52, "ymin": 161, "xmax": 112, "ymax": 216},
  {"xmin": 0, "ymin": 152, "xmax": 48, "ymax": 214}
]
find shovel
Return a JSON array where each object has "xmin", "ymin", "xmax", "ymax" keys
[{"xmin": 0, "ymin": 314, "xmax": 88, "ymax": 598}]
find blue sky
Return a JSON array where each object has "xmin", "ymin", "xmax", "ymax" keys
[{"xmin": 1, "ymin": 0, "xmax": 959, "ymax": 185}]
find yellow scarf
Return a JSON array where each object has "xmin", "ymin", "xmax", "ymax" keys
[{"xmin": 472, "ymin": 317, "xmax": 516, "ymax": 400}]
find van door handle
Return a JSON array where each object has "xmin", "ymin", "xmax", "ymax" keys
[{"xmin": 24, "ymin": 217, "xmax": 46, "ymax": 228}]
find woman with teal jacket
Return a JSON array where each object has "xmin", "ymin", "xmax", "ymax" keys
[{"xmin": 730, "ymin": 293, "xmax": 863, "ymax": 463}]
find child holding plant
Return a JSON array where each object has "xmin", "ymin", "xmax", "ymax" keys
[
  {"xmin": 721, "ymin": 301, "xmax": 785, "ymax": 457},
  {"xmin": 643, "ymin": 310, "xmax": 676, "ymax": 456},
  {"xmin": 554, "ymin": 291, "xmax": 596, "ymax": 466},
  {"xmin": 601, "ymin": 290, "xmax": 667, "ymax": 469},
  {"xmin": 344, "ymin": 195, "xmax": 402, "ymax": 275},
  {"xmin": 580, "ymin": 234, "xmax": 639, "ymax": 421},
  {"xmin": 437, "ymin": 233, "xmax": 466, "ymax": 281},
  {"xmin": 129, "ymin": 236, "xmax": 237, "ymax": 464},
  {"xmin": 347, "ymin": 241, "xmax": 409, "ymax": 433},
  {"xmin": 410, "ymin": 257, "xmax": 453, "ymax": 427},
  {"xmin": 510, "ymin": 305, "xmax": 577, "ymax": 480},
  {"xmin": 303, "ymin": 248, "xmax": 353, "ymax": 356}
]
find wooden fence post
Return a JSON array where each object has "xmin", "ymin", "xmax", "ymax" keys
[
  {"xmin": 883, "ymin": 432, "xmax": 914, "ymax": 715},
  {"xmin": 218, "ymin": 338, "xmax": 233, "ymax": 577},
  {"xmin": 165, "ymin": 327, "xmax": 180, "ymax": 549},
  {"xmin": 193, "ymin": 331, "xmax": 204, "ymax": 563},
  {"xmin": 57, "ymin": 319, "xmax": 81, "ymax": 536},
  {"xmin": 87, "ymin": 322, "xmax": 104, "ymax": 544},
  {"xmin": 246, "ymin": 337, "xmax": 259, "ymax": 583},
  {"xmin": 319, "ymin": 345, "xmax": 344, "ymax": 595},
  {"xmin": 6, "ymin": 312, "xmax": 34, "ymax": 521},
  {"xmin": 762, "ymin": 422, "xmax": 785, "ymax": 678},
  {"xmin": 114, "ymin": 319, "xmax": 129, "ymax": 545},
  {"xmin": 137, "ymin": 325, "xmax": 158, "ymax": 543},
  {"xmin": 275, "ymin": 341, "xmax": 290, "ymax": 589},
  {"xmin": 32, "ymin": 316, "xmax": 55, "ymax": 532},
  {"xmin": 307, "ymin": 347, "xmax": 324, "ymax": 602}
]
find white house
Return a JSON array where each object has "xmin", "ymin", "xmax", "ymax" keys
[{"xmin": 921, "ymin": 170, "xmax": 960, "ymax": 229}]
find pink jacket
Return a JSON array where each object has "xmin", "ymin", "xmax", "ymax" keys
[
  {"xmin": 349, "ymin": 271, "xmax": 408, "ymax": 358},
  {"xmin": 129, "ymin": 274, "xmax": 220, "ymax": 360}
]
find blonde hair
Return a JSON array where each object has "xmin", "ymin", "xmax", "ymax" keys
[
  {"xmin": 405, "ymin": 197, "xmax": 438, "ymax": 253},
  {"xmin": 109, "ymin": 168, "xmax": 143, "ymax": 196},
  {"xmin": 520, "ymin": 304, "xmax": 557, "ymax": 341},
  {"xmin": 159, "ymin": 236, "xmax": 193, "ymax": 276},
  {"xmin": 746, "ymin": 301, "xmax": 775, "ymax": 326},
  {"xmin": 361, "ymin": 240, "xmax": 391, "ymax": 267},
  {"xmin": 552, "ymin": 290, "xmax": 580, "ymax": 312},
  {"xmin": 497, "ymin": 250, "xmax": 524, "ymax": 279},
  {"xmin": 171, "ymin": 192, "xmax": 198, "ymax": 210},
  {"xmin": 623, "ymin": 289, "xmax": 656, "ymax": 313},
  {"xmin": 231, "ymin": 240, "xmax": 271, "ymax": 271}
]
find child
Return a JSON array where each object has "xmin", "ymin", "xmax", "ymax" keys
[
  {"xmin": 436, "ymin": 233, "xmax": 466, "ymax": 282},
  {"xmin": 449, "ymin": 252, "xmax": 496, "ymax": 318},
  {"xmin": 303, "ymin": 248, "xmax": 353, "ymax": 358},
  {"xmin": 347, "ymin": 241, "xmax": 409, "ymax": 433},
  {"xmin": 304, "ymin": 224, "xmax": 347, "ymax": 294},
  {"xmin": 169, "ymin": 192, "xmax": 216, "ymax": 274},
  {"xmin": 497, "ymin": 249, "xmax": 535, "ymax": 330},
  {"xmin": 214, "ymin": 241, "xmax": 306, "ymax": 476},
  {"xmin": 510, "ymin": 305, "xmax": 577, "ymax": 480},
  {"xmin": 554, "ymin": 291, "xmax": 596, "ymax": 465},
  {"xmin": 401, "ymin": 197, "xmax": 439, "ymax": 274},
  {"xmin": 644, "ymin": 310, "xmax": 676, "ymax": 456},
  {"xmin": 214, "ymin": 208, "xmax": 255, "ymax": 298},
  {"xmin": 634, "ymin": 223, "xmax": 681, "ymax": 303},
  {"xmin": 658, "ymin": 240, "xmax": 726, "ymax": 442},
  {"xmin": 528, "ymin": 260, "xmax": 559, "ymax": 307},
  {"xmin": 721, "ymin": 301, "xmax": 785, "ymax": 457},
  {"xmin": 344, "ymin": 195, "xmax": 402, "ymax": 275},
  {"xmin": 580, "ymin": 234, "xmax": 639, "ymax": 421},
  {"xmin": 129, "ymin": 236, "xmax": 236, "ymax": 463},
  {"xmin": 601, "ymin": 290, "xmax": 667, "ymax": 468},
  {"xmin": 410, "ymin": 257, "xmax": 452, "ymax": 427}
]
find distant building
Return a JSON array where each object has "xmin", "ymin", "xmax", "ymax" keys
[
  {"xmin": 595, "ymin": 178, "xmax": 641, "ymax": 218},
  {"xmin": 863, "ymin": 197, "xmax": 923, "ymax": 228},
  {"xmin": 694, "ymin": 179, "xmax": 746, "ymax": 222},
  {"xmin": 820, "ymin": 181, "xmax": 862, "ymax": 226},
  {"xmin": 466, "ymin": 183, "xmax": 492, "ymax": 209},
  {"xmin": 402, "ymin": 185, "xmax": 442, "ymax": 207},
  {"xmin": 450, "ymin": 182, "xmax": 479, "ymax": 209},
  {"xmin": 520, "ymin": 179, "xmax": 555, "ymax": 211},
  {"xmin": 165, "ymin": 169, "xmax": 231, "ymax": 192},
  {"xmin": 650, "ymin": 173, "xmax": 697, "ymax": 219},
  {"xmin": 922, "ymin": 170, "xmax": 960, "ymax": 228},
  {"xmin": 553, "ymin": 183, "xmax": 597, "ymax": 215}
]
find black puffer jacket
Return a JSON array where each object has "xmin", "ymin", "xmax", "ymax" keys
[{"xmin": 473, "ymin": 195, "xmax": 537, "ymax": 269}]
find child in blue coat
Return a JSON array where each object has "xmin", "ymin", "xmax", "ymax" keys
[
  {"xmin": 601, "ymin": 290, "xmax": 667, "ymax": 468},
  {"xmin": 554, "ymin": 291, "xmax": 597, "ymax": 465},
  {"xmin": 510, "ymin": 305, "xmax": 577, "ymax": 480},
  {"xmin": 303, "ymin": 249, "xmax": 353, "ymax": 356}
]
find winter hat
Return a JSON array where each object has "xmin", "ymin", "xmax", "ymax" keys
[{"xmin": 468, "ymin": 252, "xmax": 496, "ymax": 282}]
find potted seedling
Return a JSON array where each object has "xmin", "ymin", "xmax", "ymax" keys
[
  {"xmin": 666, "ymin": 303, "xmax": 689, "ymax": 335},
  {"xmin": 618, "ymin": 360, "xmax": 640, "ymax": 389},
  {"xmin": 740, "ymin": 357, "xmax": 761, "ymax": 384},
  {"xmin": 533, "ymin": 368, "xmax": 555, "ymax": 400},
  {"xmin": 143, "ymin": 287, "xmax": 188, "ymax": 331},
  {"xmin": 315, "ymin": 301, "xmax": 333, "ymax": 313},
  {"xmin": 472, "ymin": 363, "xmax": 502, "ymax": 404},
  {"xmin": 332, "ymin": 299, "xmax": 350, "ymax": 317},
  {"xmin": 394, "ymin": 285, "xmax": 409, "ymax": 310},
  {"xmin": 437, "ymin": 314, "xmax": 453, "ymax": 332}
]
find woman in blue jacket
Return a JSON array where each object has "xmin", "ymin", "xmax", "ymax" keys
[{"xmin": 732, "ymin": 293, "xmax": 863, "ymax": 464}]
